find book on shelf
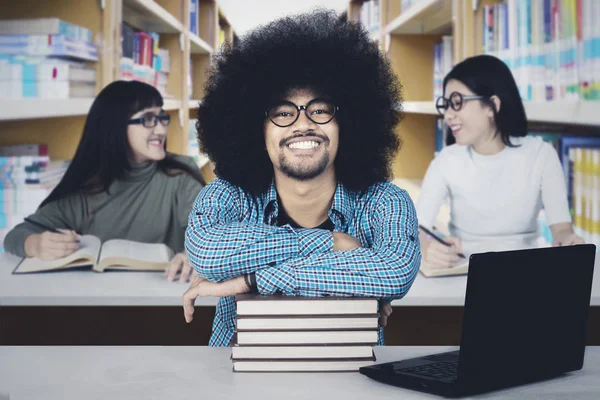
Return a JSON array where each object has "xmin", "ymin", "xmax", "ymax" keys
[
  {"xmin": 235, "ymin": 294, "xmax": 379, "ymax": 316},
  {"xmin": 0, "ymin": 34, "xmax": 98, "ymax": 61},
  {"xmin": 232, "ymin": 358, "xmax": 376, "ymax": 372},
  {"xmin": 0, "ymin": 18, "xmax": 92, "ymax": 42},
  {"xmin": 231, "ymin": 345, "xmax": 375, "ymax": 360},
  {"xmin": 13, "ymin": 236, "xmax": 174, "ymax": 274},
  {"xmin": 482, "ymin": 0, "xmax": 600, "ymax": 101},
  {"xmin": 190, "ymin": 0, "xmax": 199, "ymax": 35}
]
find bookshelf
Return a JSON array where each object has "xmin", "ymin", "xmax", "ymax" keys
[
  {"xmin": 350, "ymin": 0, "xmax": 600, "ymax": 180},
  {"xmin": 0, "ymin": 0, "xmax": 234, "ymax": 173}
]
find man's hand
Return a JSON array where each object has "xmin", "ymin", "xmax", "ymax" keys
[
  {"xmin": 332, "ymin": 232, "xmax": 361, "ymax": 251},
  {"xmin": 183, "ymin": 275, "xmax": 251, "ymax": 323},
  {"xmin": 379, "ymin": 302, "xmax": 393, "ymax": 327},
  {"xmin": 165, "ymin": 252, "xmax": 193, "ymax": 283}
]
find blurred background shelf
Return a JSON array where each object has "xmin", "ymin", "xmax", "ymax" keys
[
  {"xmin": 0, "ymin": 99, "xmax": 96, "ymax": 121},
  {"xmin": 122, "ymin": 0, "xmax": 184, "ymax": 33}
]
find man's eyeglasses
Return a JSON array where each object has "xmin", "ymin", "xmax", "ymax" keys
[
  {"xmin": 435, "ymin": 92, "xmax": 485, "ymax": 115},
  {"xmin": 128, "ymin": 112, "xmax": 171, "ymax": 128},
  {"xmin": 265, "ymin": 98, "xmax": 338, "ymax": 128}
]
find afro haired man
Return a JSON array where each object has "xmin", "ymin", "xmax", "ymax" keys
[{"xmin": 183, "ymin": 9, "xmax": 421, "ymax": 346}]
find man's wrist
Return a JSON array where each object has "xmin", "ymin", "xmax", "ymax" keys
[{"xmin": 244, "ymin": 273, "xmax": 258, "ymax": 293}]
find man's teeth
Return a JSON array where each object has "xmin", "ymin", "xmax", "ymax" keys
[{"xmin": 288, "ymin": 141, "xmax": 320, "ymax": 149}]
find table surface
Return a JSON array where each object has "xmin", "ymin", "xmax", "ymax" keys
[
  {"xmin": 1, "ymin": 252, "xmax": 598, "ymax": 307},
  {"xmin": 0, "ymin": 346, "xmax": 599, "ymax": 400}
]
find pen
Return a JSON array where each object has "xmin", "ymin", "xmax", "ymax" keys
[
  {"xmin": 24, "ymin": 218, "xmax": 81, "ymax": 243},
  {"xmin": 419, "ymin": 224, "xmax": 466, "ymax": 259}
]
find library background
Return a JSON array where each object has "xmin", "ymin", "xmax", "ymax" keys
[{"xmin": 0, "ymin": 0, "xmax": 599, "ymax": 253}]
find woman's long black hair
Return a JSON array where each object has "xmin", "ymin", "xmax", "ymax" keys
[{"xmin": 40, "ymin": 80, "xmax": 204, "ymax": 207}]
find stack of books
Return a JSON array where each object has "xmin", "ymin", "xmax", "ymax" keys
[
  {"xmin": 0, "ymin": 18, "xmax": 97, "ymax": 99},
  {"xmin": 0, "ymin": 144, "xmax": 69, "ymax": 253},
  {"xmin": 120, "ymin": 23, "xmax": 171, "ymax": 97},
  {"xmin": 232, "ymin": 294, "xmax": 380, "ymax": 372}
]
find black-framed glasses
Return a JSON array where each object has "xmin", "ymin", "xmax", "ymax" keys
[
  {"xmin": 128, "ymin": 112, "xmax": 171, "ymax": 128},
  {"xmin": 265, "ymin": 98, "xmax": 339, "ymax": 128},
  {"xmin": 435, "ymin": 92, "xmax": 485, "ymax": 115}
]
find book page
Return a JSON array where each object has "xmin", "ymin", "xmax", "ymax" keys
[
  {"xmin": 98, "ymin": 239, "xmax": 174, "ymax": 269},
  {"xmin": 420, "ymin": 260, "xmax": 468, "ymax": 278},
  {"xmin": 14, "ymin": 235, "xmax": 102, "ymax": 274}
]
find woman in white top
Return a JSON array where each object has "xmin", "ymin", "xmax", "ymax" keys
[{"xmin": 418, "ymin": 55, "xmax": 584, "ymax": 270}]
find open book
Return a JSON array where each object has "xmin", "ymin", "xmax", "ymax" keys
[
  {"xmin": 419, "ymin": 260, "xmax": 468, "ymax": 278},
  {"xmin": 13, "ymin": 235, "xmax": 174, "ymax": 274}
]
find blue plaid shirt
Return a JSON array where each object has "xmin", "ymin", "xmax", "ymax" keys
[{"xmin": 185, "ymin": 178, "xmax": 421, "ymax": 346}]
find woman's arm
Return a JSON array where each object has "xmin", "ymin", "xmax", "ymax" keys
[
  {"xmin": 539, "ymin": 144, "xmax": 583, "ymax": 245},
  {"xmin": 416, "ymin": 155, "xmax": 449, "ymax": 230},
  {"xmin": 4, "ymin": 194, "xmax": 84, "ymax": 258}
]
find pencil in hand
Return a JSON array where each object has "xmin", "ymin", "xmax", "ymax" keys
[
  {"xmin": 24, "ymin": 218, "xmax": 81, "ymax": 244},
  {"xmin": 418, "ymin": 224, "xmax": 466, "ymax": 259}
]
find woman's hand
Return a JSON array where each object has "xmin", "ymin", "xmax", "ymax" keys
[
  {"xmin": 550, "ymin": 223, "xmax": 585, "ymax": 247},
  {"xmin": 24, "ymin": 230, "xmax": 79, "ymax": 260},
  {"xmin": 422, "ymin": 236, "xmax": 463, "ymax": 270},
  {"xmin": 165, "ymin": 252, "xmax": 194, "ymax": 283}
]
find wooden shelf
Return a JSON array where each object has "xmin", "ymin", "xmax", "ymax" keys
[
  {"xmin": 386, "ymin": 0, "xmax": 452, "ymax": 35},
  {"xmin": 403, "ymin": 101, "xmax": 438, "ymax": 115},
  {"xmin": 123, "ymin": 0, "xmax": 183, "ymax": 33},
  {"xmin": 524, "ymin": 102, "xmax": 600, "ymax": 126},
  {"xmin": 189, "ymin": 99, "xmax": 202, "ymax": 109},
  {"xmin": 400, "ymin": 100, "xmax": 600, "ymax": 126},
  {"xmin": 369, "ymin": 29, "xmax": 381, "ymax": 42},
  {"xmin": 0, "ymin": 99, "xmax": 95, "ymax": 121},
  {"xmin": 190, "ymin": 33, "xmax": 213, "ymax": 54},
  {"xmin": 163, "ymin": 99, "xmax": 182, "ymax": 111}
]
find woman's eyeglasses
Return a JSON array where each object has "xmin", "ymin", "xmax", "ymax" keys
[
  {"xmin": 128, "ymin": 112, "xmax": 171, "ymax": 128},
  {"xmin": 265, "ymin": 98, "xmax": 338, "ymax": 128},
  {"xmin": 435, "ymin": 92, "xmax": 485, "ymax": 115}
]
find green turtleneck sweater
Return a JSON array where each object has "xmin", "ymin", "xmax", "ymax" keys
[{"xmin": 4, "ymin": 155, "xmax": 204, "ymax": 258}]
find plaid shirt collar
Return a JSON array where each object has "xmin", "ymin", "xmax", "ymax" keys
[{"xmin": 262, "ymin": 180, "xmax": 354, "ymax": 231}]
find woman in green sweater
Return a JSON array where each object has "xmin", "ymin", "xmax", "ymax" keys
[{"xmin": 4, "ymin": 81, "xmax": 205, "ymax": 283}]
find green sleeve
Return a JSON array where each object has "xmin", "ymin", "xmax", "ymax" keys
[
  {"xmin": 177, "ymin": 174, "xmax": 204, "ymax": 230},
  {"xmin": 3, "ymin": 193, "xmax": 87, "ymax": 258}
]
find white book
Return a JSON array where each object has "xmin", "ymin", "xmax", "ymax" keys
[
  {"xmin": 236, "ymin": 316, "xmax": 379, "ymax": 331},
  {"xmin": 232, "ymin": 359, "xmax": 375, "ymax": 372},
  {"xmin": 235, "ymin": 330, "xmax": 378, "ymax": 345},
  {"xmin": 235, "ymin": 294, "xmax": 378, "ymax": 316},
  {"xmin": 231, "ymin": 345, "xmax": 374, "ymax": 360}
]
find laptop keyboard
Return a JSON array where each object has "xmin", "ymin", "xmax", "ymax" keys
[{"xmin": 395, "ymin": 360, "xmax": 458, "ymax": 380}]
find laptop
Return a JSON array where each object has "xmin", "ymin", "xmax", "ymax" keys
[{"xmin": 360, "ymin": 244, "xmax": 596, "ymax": 398}]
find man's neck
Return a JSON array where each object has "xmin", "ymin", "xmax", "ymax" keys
[{"xmin": 274, "ymin": 169, "xmax": 337, "ymax": 228}]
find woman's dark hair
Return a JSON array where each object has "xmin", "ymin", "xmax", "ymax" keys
[
  {"xmin": 443, "ymin": 54, "xmax": 527, "ymax": 147},
  {"xmin": 41, "ymin": 80, "xmax": 204, "ymax": 207},
  {"xmin": 197, "ymin": 9, "xmax": 402, "ymax": 195}
]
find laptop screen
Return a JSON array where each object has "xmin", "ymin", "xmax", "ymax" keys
[{"xmin": 457, "ymin": 244, "xmax": 596, "ymax": 390}]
